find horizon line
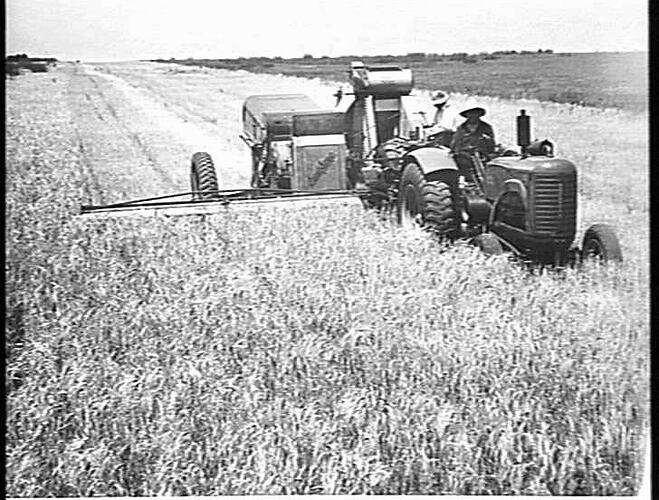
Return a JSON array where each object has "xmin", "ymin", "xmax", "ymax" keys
[{"xmin": 7, "ymin": 49, "xmax": 647, "ymax": 63}]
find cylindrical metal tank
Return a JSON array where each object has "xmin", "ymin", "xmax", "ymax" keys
[{"xmin": 350, "ymin": 64, "xmax": 413, "ymax": 97}]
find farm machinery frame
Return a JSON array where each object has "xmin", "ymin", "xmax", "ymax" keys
[{"xmin": 80, "ymin": 62, "xmax": 622, "ymax": 264}]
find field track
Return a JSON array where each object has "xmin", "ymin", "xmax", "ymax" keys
[
  {"xmin": 61, "ymin": 61, "xmax": 347, "ymax": 199},
  {"xmin": 5, "ymin": 61, "xmax": 649, "ymax": 496}
]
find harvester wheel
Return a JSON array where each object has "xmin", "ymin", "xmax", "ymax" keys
[
  {"xmin": 581, "ymin": 223, "xmax": 622, "ymax": 263},
  {"xmin": 190, "ymin": 152, "xmax": 219, "ymax": 200},
  {"xmin": 472, "ymin": 233, "xmax": 504, "ymax": 256},
  {"xmin": 397, "ymin": 162, "xmax": 457, "ymax": 238}
]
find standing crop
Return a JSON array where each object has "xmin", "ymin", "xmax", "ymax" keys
[{"xmin": 5, "ymin": 63, "xmax": 649, "ymax": 496}]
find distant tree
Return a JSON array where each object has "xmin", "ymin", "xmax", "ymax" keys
[
  {"xmin": 6, "ymin": 63, "xmax": 20, "ymax": 76},
  {"xmin": 405, "ymin": 52, "xmax": 426, "ymax": 62},
  {"xmin": 448, "ymin": 52, "xmax": 468, "ymax": 61},
  {"xmin": 303, "ymin": 53, "xmax": 314, "ymax": 59}
]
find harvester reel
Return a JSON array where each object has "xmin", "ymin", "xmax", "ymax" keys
[
  {"xmin": 190, "ymin": 152, "xmax": 219, "ymax": 200},
  {"xmin": 397, "ymin": 162, "xmax": 457, "ymax": 239}
]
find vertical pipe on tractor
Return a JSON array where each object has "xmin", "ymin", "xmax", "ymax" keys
[
  {"xmin": 517, "ymin": 109, "xmax": 531, "ymax": 155},
  {"xmin": 362, "ymin": 95, "xmax": 378, "ymax": 154}
]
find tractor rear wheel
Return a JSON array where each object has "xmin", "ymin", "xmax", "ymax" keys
[
  {"xmin": 472, "ymin": 233, "xmax": 504, "ymax": 256},
  {"xmin": 397, "ymin": 162, "xmax": 457, "ymax": 238},
  {"xmin": 378, "ymin": 137, "xmax": 408, "ymax": 170},
  {"xmin": 581, "ymin": 224, "xmax": 622, "ymax": 263},
  {"xmin": 190, "ymin": 152, "xmax": 219, "ymax": 200}
]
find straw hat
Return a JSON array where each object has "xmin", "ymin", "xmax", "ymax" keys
[
  {"xmin": 431, "ymin": 90, "xmax": 449, "ymax": 107},
  {"xmin": 458, "ymin": 98, "xmax": 486, "ymax": 117}
]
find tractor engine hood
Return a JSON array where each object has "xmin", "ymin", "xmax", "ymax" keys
[
  {"xmin": 483, "ymin": 155, "xmax": 577, "ymax": 213},
  {"xmin": 487, "ymin": 155, "xmax": 576, "ymax": 176},
  {"xmin": 484, "ymin": 154, "xmax": 578, "ymax": 246}
]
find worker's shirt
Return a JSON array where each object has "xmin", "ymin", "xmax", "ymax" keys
[
  {"xmin": 450, "ymin": 120, "xmax": 496, "ymax": 154},
  {"xmin": 425, "ymin": 105, "xmax": 460, "ymax": 134},
  {"xmin": 435, "ymin": 105, "xmax": 461, "ymax": 131}
]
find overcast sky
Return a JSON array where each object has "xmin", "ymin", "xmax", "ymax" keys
[{"xmin": 6, "ymin": 0, "xmax": 648, "ymax": 61}]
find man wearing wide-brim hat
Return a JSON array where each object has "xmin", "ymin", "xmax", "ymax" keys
[
  {"xmin": 430, "ymin": 90, "xmax": 458, "ymax": 130},
  {"xmin": 424, "ymin": 90, "xmax": 460, "ymax": 146},
  {"xmin": 449, "ymin": 99, "xmax": 496, "ymax": 157}
]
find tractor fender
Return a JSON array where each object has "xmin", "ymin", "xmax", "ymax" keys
[
  {"xmin": 403, "ymin": 147, "xmax": 458, "ymax": 177},
  {"xmin": 489, "ymin": 179, "xmax": 528, "ymax": 226},
  {"xmin": 500, "ymin": 179, "xmax": 528, "ymax": 206}
]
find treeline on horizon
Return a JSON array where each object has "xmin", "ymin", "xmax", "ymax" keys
[
  {"xmin": 6, "ymin": 53, "xmax": 58, "ymax": 76},
  {"xmin": 154, "ymin": 49, "xmax": 555, "ymax": 66}
]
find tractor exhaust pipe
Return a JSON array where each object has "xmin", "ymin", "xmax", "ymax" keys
[{"xmin": 517, "ymin": 109, "xmax": 531, "ymax": 155}]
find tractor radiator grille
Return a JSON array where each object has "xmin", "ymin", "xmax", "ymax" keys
[{"xmin": 533, "ymin": 173, "xmax": 577, "ymax": 239}]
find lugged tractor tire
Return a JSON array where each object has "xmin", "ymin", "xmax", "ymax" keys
[
  {"xmin": 378, "ymin": 137, "xmax": 408, "ymax": 169},
  {"xmin": 397, "ymin": 161, "xmax": 457, "ymax": 239},
  {"xmin": 190, "ymin": 152, "xmax": 219, "ymax": 200},
  {"xmin": 472, "ymin": 233, "xmax": 504, "ymax": 256},
  {"xmin": 581, "ymin": 223, "xmax": 623, "ymax": 263}
]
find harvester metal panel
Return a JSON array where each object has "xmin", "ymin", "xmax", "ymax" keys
[
  {"xmin": 292, "ymin": 111, "xmax": 345, "ymax": 136},
  {"xmin": 292, "ymin": 138, "xmax": 347, "ymax": 191},
  {"xmin": 244, "ymin": 94, "xmax": 319, "ymax": 116},
  {"xmin": 243, "ymin": 94, "xmax": 319, "ymax": 144}
]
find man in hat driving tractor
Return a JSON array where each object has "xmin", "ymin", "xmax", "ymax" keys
[
  {"xmin": 450, "ymin": 99, "xmax": 497, "ymax": 176},
  {"xmin": 450, "ymin": 99, "xmax": 496, "ymax": 156}
]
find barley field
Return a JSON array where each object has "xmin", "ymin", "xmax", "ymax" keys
[{"xmin": 5, "ymin": 62, "xmax": 649, "ymax": 496}]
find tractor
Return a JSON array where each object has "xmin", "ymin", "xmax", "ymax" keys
[
  {"xmin": 81, "ymin": 62, "xmax": 622, "ymax": 265},
  {"xmin": 233, "ymin": 61, "xmax": 622, "ymax": 264}
]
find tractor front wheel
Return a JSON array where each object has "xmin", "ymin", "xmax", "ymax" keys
[
  {"xmin": 190, "ymin": 152, "xmax": 219, "ymax": 200},
  {"xmin": 397, "ymin": 162, "xmax": 457, "ymax": 239},
  {"xmin": 581, "ymin": 224, "xmax": 622, "ymax": 263}
]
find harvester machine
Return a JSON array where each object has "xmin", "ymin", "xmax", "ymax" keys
[
  {"xmin": 80, "ymin": 61, "xmax": 622, "ymax": 265},
  {"xmin": 80, "ymin": 91, "xmax": 363, "ymax": 218}
]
